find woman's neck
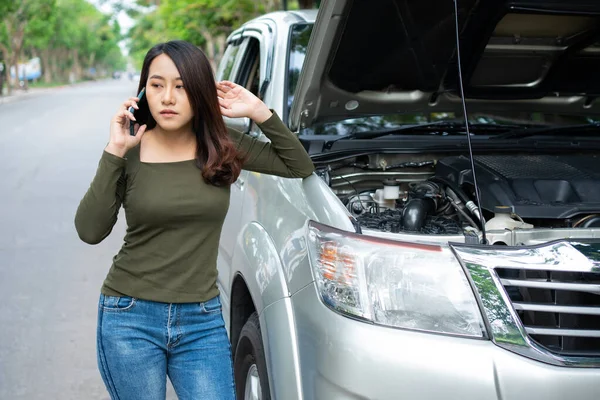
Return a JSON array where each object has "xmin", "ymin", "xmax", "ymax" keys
[
  {"xmin": 149, "ymin": 123, "xmax": 196, "ymax": 149},
  {"xmin": 140, "ymin": 122, "xmax": 197, "ymax": 163}
]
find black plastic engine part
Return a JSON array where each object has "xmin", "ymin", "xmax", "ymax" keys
[
  {"xmin": 435, "ymin": 154, "xmax": 600, "ymax": 219},
  {"xmin": 356, "ymin": 209, "xmax": 461, "ymax": 234},
  {"xmin": 402, "ymin": 198, "xmax": 435, "ymax": 231}
]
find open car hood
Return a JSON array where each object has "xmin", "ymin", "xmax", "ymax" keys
[{"xmin": 289, "ymin": 0, "xmax": 600, "ymax": 131}]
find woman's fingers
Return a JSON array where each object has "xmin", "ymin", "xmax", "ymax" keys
[
  {"xmin": 218, "ymin": 98, "xmax": 234, "ymax": 112},
  {"xmin": 217, "ymin": 87, "xmax": 232, "ymax": 98},
  {"xmin": 115, "ymin": 109, "xmax": 136, "ymax": 125},
  {"xmin": 135, "ymin": 124, "xmax": 147, "ymax": 138},
  {"xmin": 220, "ymin": 105, "xmax": 233, "ymax": 117},
  {"xmin": 217, "ymin": 81, "xmax": 240, "ymax": 97},
  {"xmin": 116, "ymin": 109, "xmax": 127, "ymax": 121},
  {"xmin": 123, "ymin": 100, "xmax": 139, "ymax": 110},
  {"xmin": 121, "ymin": 96, "xmax": 141, "ymax": 110},
  {"xmin": 125, "ymin": 110, "xmax": 136, "ymax": 121},
  {"xmin": 219, "ymin": 80, "xmax": 236, "ymax": 88}
]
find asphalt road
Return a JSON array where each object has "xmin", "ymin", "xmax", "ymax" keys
[{"xmin": 0, "ymin": 80, "xmax": 177, "ymax": 399}]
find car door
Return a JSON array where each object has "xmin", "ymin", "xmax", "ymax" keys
[
  {"xmin": 216, "ymin": 35, "xmax": 248, "ymax": 320},
  {"xmin": 217, "ymin": 27, "xmax": 273, "ymax": 327}
]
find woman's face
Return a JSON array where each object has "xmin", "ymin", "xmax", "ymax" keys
[{"xmin": 146, "ymin": 54, "xmax": 194, "ymax": 132}]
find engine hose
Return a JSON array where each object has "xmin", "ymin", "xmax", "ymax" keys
[
  {"xmin": 573, "ymin": 214, "xmax": 600, "ymax": 228},
  {"xmin": 430, "ymin": 176, "xmax": 470, "ymax": 204},
  {"xmin": 402, "ymin": 198, "xmax": 435, "ymax": 231},
  {"xmin": 431, "ymin": 176, "xmax": 482, "ymax": 221},
  {"xmin": 448, "ymin": 201, "xmax": 480, "ymax": 230}
]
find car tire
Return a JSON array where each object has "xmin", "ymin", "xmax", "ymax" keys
[{"xmin": 234, "ymin": 312, "xmax": 271, "ymax": 400}]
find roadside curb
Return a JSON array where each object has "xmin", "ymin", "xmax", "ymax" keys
[
  {"xmin": 0, "ymin": 88, "xmax": 49, "ymax": 105},
  {"xmin": 0, "ymin": 80, "xmax": 106, "ymax": 106}
]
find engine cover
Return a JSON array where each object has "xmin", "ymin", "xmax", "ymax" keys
[{"xmin": 435, "ymin": 154, "xmax": 600, "ymax": 219}]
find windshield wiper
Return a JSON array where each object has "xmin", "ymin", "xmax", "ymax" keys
[
  {"xmin": 323, "ymin": 121, "xmax": 520, "ymax": 150},
  {"xmin": 494, "ymin": 122, "xmax": 600, "ymax": 140}
]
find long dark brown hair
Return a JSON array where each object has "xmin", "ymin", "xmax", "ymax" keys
[{"xmin": 134, "ymin": 40, "xmax": 244, "ymax": 186}]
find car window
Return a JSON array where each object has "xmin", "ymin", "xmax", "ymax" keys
[
  {"xmin": 236, "ymin": 37, "xmax": 261, "ymax": 97},
  {"xmin": 286, "ymin": 23, "xmax": 314, "ymax": 118},
  {"xmin": 220, "ymin": 37, "xmax": 260, "ymax": 135},
  {"xmin": 216, "ymin": 41, "xmax": 242, "ymax": 82}
]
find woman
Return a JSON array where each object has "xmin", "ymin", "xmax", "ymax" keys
[{"xmin": 75, "ymin": 40, "xmax": 314, "ymax": 400}]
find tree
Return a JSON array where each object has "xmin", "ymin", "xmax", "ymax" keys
[
  {"xmin": 128, "ymin": 0, "xmax": 271, "ymax": 71},
  {"xmin": 295, "ymin": 0, "xmax": 320, "ymax": 9},
  {"xmin": 127, "ymin": 9, "xmax": 169, "ymax": 68},
  {"xmin": 0, "ymin": 0, "xmax": 54, "ymax": 93},
  {"xmin": 0, "ymin": 0, "xmax": 125, "ymax": 91},
  {"xmin": 25, "ymin": 0, "xmax": 57, "ymax": 83},
  {"xmin": 159, "ymin": 0, "xmax": 265, "ymax": 70},
  {"xmin": 42, "ymin": 0, "xmax": 125, "ymax": 82}
]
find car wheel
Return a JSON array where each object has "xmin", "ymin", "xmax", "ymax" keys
[{"xmin": 234, "ymin": 312, "xmax": 271, "ymax": 400}]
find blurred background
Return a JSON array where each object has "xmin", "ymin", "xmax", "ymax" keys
[{"xmin": 0, "ymin": 0, "xmax": 321, "ymax": 97}]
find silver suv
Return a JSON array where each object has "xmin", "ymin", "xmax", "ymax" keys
[{"xmin": 216, "ymin": 1, "xmax": 600, "ymax": 399}]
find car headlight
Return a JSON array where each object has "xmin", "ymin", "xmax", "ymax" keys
[{"xmin": 306, "ymin": 221, "xmax": 485, "ymax": 337}]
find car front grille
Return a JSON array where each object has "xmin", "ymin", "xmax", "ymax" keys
[
  {"xmin": 496, "ymin": 267, "xmax": 600, "ymax": 357},
  {"xmin": 452, "ymin": 240, "xmax": 600, "ymax": 367}
]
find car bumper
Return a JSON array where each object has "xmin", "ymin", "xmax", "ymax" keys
[{"xmin": 283, "ymin": 282, "xmax": 600, "ymax": 400}]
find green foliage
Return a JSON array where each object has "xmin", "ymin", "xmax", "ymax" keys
[
  {"xmin": 0, "ymin": 0, "xmax": 17, "ymax": 15},
  {"xmin": 0, "ymin": 0, "xmax": 125, "ymax": 88},
  {"xmin": 0, "ymin": 0, "xmax": 319, "ymax": 89},
  {"xmin": 126, "ymin": 0, "xmax": 272, "ymax": 70},
  {"xmin": 127, "ymin": 10, "xmax": 169, "ymax": 69}
]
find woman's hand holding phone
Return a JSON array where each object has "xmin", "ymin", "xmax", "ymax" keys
[{"xmin": 105, "ymin": 94, "xmax": 147, "ymax": 158}]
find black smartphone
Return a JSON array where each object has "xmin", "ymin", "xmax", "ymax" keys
[{"xmin": 129, "ymin": 87, "xmax": 146, "ymax": 136}]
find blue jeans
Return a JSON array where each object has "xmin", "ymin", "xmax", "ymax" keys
[{"xmin": 96, "ymin": 294, "xmax": 236, "ymax": 400}]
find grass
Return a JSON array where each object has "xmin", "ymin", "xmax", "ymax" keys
[
  {"xmin": 26, "ymin": 78, "xmax": 94, "ymax": 89},
  {"xmin": 27, "ymin": 81, "xmax": 71, "ymax": 88}
]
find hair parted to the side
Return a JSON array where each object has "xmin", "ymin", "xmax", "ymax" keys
[{"xmin": 134, "ymin": 40, "xmax": 245, "ymax": 186}]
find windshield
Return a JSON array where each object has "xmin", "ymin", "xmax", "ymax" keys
[
  {"xmin": 287, "ymin": 24, "xmax": 599, "ymax": 136},
  {"xmin": 304, "ymin": 113, "xmax": 600, "ymax": 136},
  {"xmin": 287, "ymin": 23, "xmax": 313, "ymax": 116}
]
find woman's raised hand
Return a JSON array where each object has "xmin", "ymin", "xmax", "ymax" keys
[
  {"xmin": 105, "ymin": 96, "xmax": 147, "ymax": 158},
  {"xmin": 217, "ymin": 80, "xmax": 272, "ymax": 123}
]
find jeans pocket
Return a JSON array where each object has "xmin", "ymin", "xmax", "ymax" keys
[
  {"xmin": 100, "ymin": 294, "xmax": 137, "ymax": 312},
  {"xmin": 201, "ymin": 296, "xmax": 222, "ymax": 314}
]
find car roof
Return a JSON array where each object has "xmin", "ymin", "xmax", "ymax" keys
[
  {"xmin": 287, "ymin": 9, "xmax": 318, "ymax": 22},
  {"xmin": 228, "ymin": 9, "xmax": 317, "ymax": 40}
]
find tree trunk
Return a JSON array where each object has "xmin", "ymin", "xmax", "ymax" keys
[
  {"xmin": 40, "ymin": 48, "xmax": 53, "ymax": 83},
  {"xmin": 204, "ymin": 31, "xmax": 217, "ymax": 73},
  {"xmin": 3, "ymin": 63, "xmax": 10, "ymax": 95},
  {"xmin": 266, "ymin": 0, "xmax": 280, "ymax": 12},
  {"xmin": 88, "ymin": 52, "xmax": 96, "ymax": 69},
  {"xmin": 298, "ymin": 0, "xmax": 315, "ymax": 8},
  {"xmin": 7, "ymin": 19, "xmax": 26, "ymax": 90},
  {"xmin": 60, "ymin": 48, "xmax": 69, "ymax": 81},
  {"xmin": 215, "ymin": 34, "xmax": 227, "ymax": 68},
  {"xmin": 13, "ymin": 47, "xmax": 27, "ymax": 90},
  {"xmin": 71, "ymin": 48, "xmax": 81, "ymax": 82},
  {"xmin": 49, "ymin": 50, "xmax": 59, "ymax": 82},
  {"xmin": 0, "ymin": 44, "xmax": 11, "ymax": 95},
  {"xmin": 10, "ymin": 54, "xmax": 19, "ymax": 89}
]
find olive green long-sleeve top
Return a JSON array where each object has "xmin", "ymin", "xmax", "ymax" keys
[{"xmin": 75, "ymin": 112, "xmax": 314, "ymax": 303}]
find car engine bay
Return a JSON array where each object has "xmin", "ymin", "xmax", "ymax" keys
[{"xmin": 316, "ymin": 152, "xmax": 600, "ymax": 245}]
